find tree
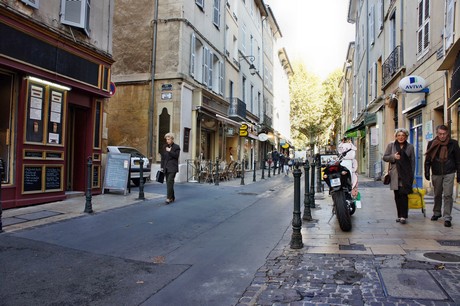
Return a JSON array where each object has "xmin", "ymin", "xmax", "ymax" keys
[
  {"xmin": 320, "ymin": 69, "xmax": 344, "ymax": 148},
  {"xmin": 289, "ymin": 62, "xmax": 324, "ymax": 150}
]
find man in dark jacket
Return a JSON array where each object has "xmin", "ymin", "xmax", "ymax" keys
[{"xmin": 424, "ymin": 125, "xmax": 460, "ymax": 227}]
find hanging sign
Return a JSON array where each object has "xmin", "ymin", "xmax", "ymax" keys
[{"xmin": 399, "ymin": 76, "xmax": 427, "ymax": 92}]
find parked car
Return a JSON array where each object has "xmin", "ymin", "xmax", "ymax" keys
[{"xmin": 107, "ymin": 146, "xmax": 151, "ymax": 186}]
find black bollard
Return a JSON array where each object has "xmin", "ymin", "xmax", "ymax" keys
[
  {"xmin": 209, "ymin": 160, "xmax": 213, "ymax": 184},
  {"xmin": 0, "ymin": 158, "xmax": 3, "ymax": 232},
  {"xmin": 137, "ymin": 159, "xmax": 145, "ymax": 200},
  {"xmin": 240, "ymin": 159, "xmax": 245, "ymax": 185},
  {"xmin": 278, "ymin": 160, "xmax": 281, "ymax": 175},
  {"xmin": 215, "ymin": 158, "xmax": 219, "ymax": 186},
  {"xmin": 267, "ymin": 160, "xmax": 271, "ymax": 178},
  {"xmin": 290, "ymin": 163, "xmax": 303, "ymax": 249},
  {"xmin": 261, "ymin": 159, "xmax": 265, "ymax": 179},
  {"xmin": 273, "ymin": 160, "xmax": 276, "ymax": 176},
  {"xmin": 303, "ymin": 160, "xmax": 312, "ymax": 221},
  {"xmin": 310, "ymin": 160, "xmax": 316, "ymax": 208},
  {"xmin": 316, "ymin": 156, "xmax": 322, "ymax": 193},
  {"xmin": 253, "ymin": 160, "xmax": 256, "ymax": 182},
  {"xmin": 84, "ymin": 157, "xmax": 93, "ymax": 213}
]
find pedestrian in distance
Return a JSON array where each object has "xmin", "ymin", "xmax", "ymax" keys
[
  {"xmin": 424, "ymin": 124, "xmax": 460, "ymax": 227},
  {"xmin": 383, "ymin": 128, "xmax": 415, "ymax": 225},
  {"xmin": 160, "ymin": 132, "xmax": 181, "ymax": 204},
  {"xmin": 272, "ymin": 149, "xmax": 279, "ymax": 170},
  {"xmin": 284, "ymin": 155, "xmax": 291, "ymax": 175}
]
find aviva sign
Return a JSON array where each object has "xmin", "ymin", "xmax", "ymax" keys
[{"xmin": 398, "ymin": 75, "xmax": 427, "ymax": 92}]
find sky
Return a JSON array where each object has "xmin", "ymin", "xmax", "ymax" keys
[{"xmin": 265, "ymin": 0, "xmax": 355, "ymax": 80}]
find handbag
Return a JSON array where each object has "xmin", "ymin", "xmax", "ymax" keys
[
  {"xmin": 383, "ymin": 173, "xmax": 391, "ymax": 185},
  {"xmin": 156, "ymin": 170, "xmax": 165, "ymax": 183}
]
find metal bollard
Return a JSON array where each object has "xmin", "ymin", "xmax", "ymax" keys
[
  {"xmin": 0, "ymin": 158, "xmax": 3, "ymax": 232},
  {"xmin": 240, "ymin": 159, "xmax": 245, "ymax": 185},
  {"xmin": 261, "ymin": 159, "xmax": 265, "ymax": 179},
  {"xmin": 137, "ymin": 159, "xmax": 145, "ymax": 200},
  {"xmin": 215, "ymin": 158, "xmax": 219, "ymax": 186},
  {"xmin": 316, "ymin": 157, "xmax": 322, "ymax": 193},
  {"xmin": 267, "ymin": 160, "xmax": 271, "ymax": 178},
  {"xmin": 273, "ymin": 160, "xmax": 276, "ymax": 176},
  {"xmin": 84, "ymin": 157, "xmax": 93, "ymax": 213},
  {"xmin": 303, "ymin": 161, "xmax": 312, "ymax": 221},
  {"xmin": 290, "ymin": 163, "xmax": 303, "ymax": 249},
  {"xmin": 209, "ymin": 160, "xmax": 213, "ymax": 184},
  {"xmin": 253, "ymin": 160, "xmax": 256, "ymax": 182},
  {"xmin": 278, "ymin": 160, "xmax": 281, "ymax": 174},
  {"xmin": 310, "ymin": 160, "xmax": 316, "ymax": 208}
]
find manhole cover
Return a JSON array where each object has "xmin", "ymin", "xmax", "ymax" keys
[
  {"xmin": 339, "ymin": 244, "xmax": 366, "ymax": 251},
  {"xmin": 437, "ymin": 240, "xmax": 460, "ymax": 246},
  {"xmin": 423, "ymin": 252, "xmax": 460, "ymax": 263}
]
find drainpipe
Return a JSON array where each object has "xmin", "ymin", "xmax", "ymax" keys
[{"xmin": 148, "ymin": 0, "xmax": 159, "ymax": 161}]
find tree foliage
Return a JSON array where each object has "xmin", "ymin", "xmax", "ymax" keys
[{"xmin": 289, "ymin": 62, "xmax": 343, "ymax": 151}]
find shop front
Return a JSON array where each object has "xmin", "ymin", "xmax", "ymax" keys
[{"xmin": 0, "ymin": 13, "xmax": 113, "ymax": 209}]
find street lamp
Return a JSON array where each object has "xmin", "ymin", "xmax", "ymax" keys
[{"xmin": 239, "ymin": 55, "xmax": 257, "ymax": 76}]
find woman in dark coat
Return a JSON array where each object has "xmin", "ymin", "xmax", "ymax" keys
[
  {"xmin": 160, "ymin": 132, "xmax": 181, "ymax": 204},
  {"xmin": 383, "ymin": 128, "xmax": 415, "ymax": 224}
]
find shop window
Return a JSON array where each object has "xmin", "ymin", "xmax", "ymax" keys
[{"xmin": 0, "ymin": 72, "xmax": 13, "ymax": 184}]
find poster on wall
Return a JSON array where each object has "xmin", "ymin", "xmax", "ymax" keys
[
  {"xmin": 425, "ymin": 120, "xmax": 434, "ymax": 141},
  {"xmin": 26, "ymin": 84, "xmax": 45, "ymax": 143},
  {"xmin": 47, "ymin": 90, "xmax": 63, "ymax": 145}
]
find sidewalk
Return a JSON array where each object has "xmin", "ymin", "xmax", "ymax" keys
[
  {"xmin": 238, "ymin": 175, "xmax": 460, "ymax": 305},
  {"xmin": 1, "ymin": 168, "xmax": 270, "ymax": 233}
]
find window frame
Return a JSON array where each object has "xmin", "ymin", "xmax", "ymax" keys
[{"xmin": 60, "ymin": 0, "xmax": 91, "ymax": 36}]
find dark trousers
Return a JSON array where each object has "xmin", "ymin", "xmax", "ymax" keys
[
  {"xmin": 393, "ymin": 189, "xmax": 409, "ymax": 218},
  {"xmin": 166, "ymin": 172, "xmax": 177, "ymax": 199}
]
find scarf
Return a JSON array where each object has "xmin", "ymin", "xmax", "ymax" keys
[{"xmin": 425, "ymin": 136, "xmax": 450, "ymax": 162}]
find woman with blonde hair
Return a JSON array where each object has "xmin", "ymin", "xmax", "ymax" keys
[
  {"xmin": 160, "ymin": 132, "xmax": 181, "ymax": 204},
  {"xmin": 383, "ymin": 128, "xmax": 415, "ymax": 224}
]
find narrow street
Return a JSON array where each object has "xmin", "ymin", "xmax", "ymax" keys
[{"xmin": 1, "ymin": 172, "xmax": 460, "ymax": 305}]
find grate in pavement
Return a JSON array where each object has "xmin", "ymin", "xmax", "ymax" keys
[
  {"xmin": 339, "ymin": 244, "xmax": 366, "ymax": 251},
  {"xmin": 437, "ymin": 240, "xmax": 460, "ymax": 247},
  {"xmin": 423, "ymin": 252, "xmax": 460, "ymax": 263},
  {"xmin": 379, "ymin": 268, "xmax": 449, "ymax": 300}
]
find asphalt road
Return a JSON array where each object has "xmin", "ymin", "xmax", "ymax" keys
[{"xmin": 0, "ymin": 175, "xmax": 295, "ymax": 306}]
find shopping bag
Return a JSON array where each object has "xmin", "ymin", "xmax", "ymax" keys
[{"xmin": 156, "ymin": 170, "xmax": 164, "ymax": 183}]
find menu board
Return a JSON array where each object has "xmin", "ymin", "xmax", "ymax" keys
[
  {"xmin": 92, "ymin": 165, "xmax": 100, "ymax": 188},
  {"xmin": 23, "ymin": 166, "xmax": 43, "ymax": 193},
  {"xmin": 103, "ymin": 153, "xmax": 130, "ymax": 195},
  {"xmin": 45, "ymin": 166, "xmax": 62, "ymax": 191}
]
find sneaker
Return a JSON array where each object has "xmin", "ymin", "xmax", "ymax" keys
[
  {"xmin": 445, "ymin": 220, "xmax": 452, "ymax": 227},
  {"xmin": 431, "ymin": 215, "xmax": 440, "ymax": 221},
  {"xmin": 400, "ymin": 218, "xmax": 406, "ymax": 224}
]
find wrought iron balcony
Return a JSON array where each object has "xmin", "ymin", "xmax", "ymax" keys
[
  {"xmin": 382, "ymin": 45, "xmax": 403, "ymax": 87},
  {"xmin": 228, "ymin": 98, "xmax": 247, "ymax": 120}
]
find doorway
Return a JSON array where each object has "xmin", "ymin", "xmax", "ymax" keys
[
  {"xmin": 66, "ymin": 105, "xmax": 89, "ymax": 191},
  {"xmin": 0, "ymin": 72, "xmax": 13, "ymax": 183}
]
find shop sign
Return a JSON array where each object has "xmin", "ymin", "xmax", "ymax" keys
[
  {"xmin": 399, "ymin": 75, "xmax": 427, "ymax": 92},
  {"xmin": 239, "ymin": 123, "xmax": 248, "ymax": 137},
  {"xmin": 258, "ymin": 133, "xmax": 268, "ymax": 141},
  {"xmin": 161, "ymin": 84, "xmax": 172, "ymax": 91}
]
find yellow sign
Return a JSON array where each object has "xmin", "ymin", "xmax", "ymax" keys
[
  {"xmin": 239, "ymin": 130, "xmax": 248, "ymax": 137},
  {"xmin": 239, "ymin": 123, "xmax": 248, "ymax": 136},
  {"xmin": 282, "ymin": 143, "xmax": 290, "ymax": 149}
]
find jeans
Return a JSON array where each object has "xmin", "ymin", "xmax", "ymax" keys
[
  {"xmin": 165, "ymin": 171, "xmax": 177, "ymax": 200},
  {"xmin": 432, "ymin": 173, "xmax": 455, "ymax": 221}
]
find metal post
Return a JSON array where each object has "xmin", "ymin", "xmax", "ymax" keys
[
  {"xmin": 278, "ymin": 159, "xmax": 281, "ymax": 174},
  {"xmin": 84, "ymin": 157, "xmax": 93, "ymax": 213},
  {"xmin": 290, "ymin": 163, "xmax": 303, "ymax": 249},
  {"xmin": 310, "ymin": 160, "xmax": 316, "ymax": 208},
  {"xmin": 215, "ymin": 158, "xmax": 219, "ymax": 186},
  {"xmin": 0, "ymin": 158, "xmax": 3, "ymax": 232},
  {"xmin": 316, "ymin": 155, "xmax": 322, "ymax": 193},
  {"xmin": 253, "ymin": 160, "xmax": 256, "ymax": 182},
  {"xmin": 267, "ymin": 160, "xmax": 271, "ymax": 178},
  {"xmin": 303, "ymin": 160, "xmax": 312, "ymax": 221},
  {"xmin": 209, "ymin": 160, "xmax": 213, "ymax": 184},
  {"xmin": 240, "ymin": 159, "xmax": 245, "ymax": 185},
  {"xmin": 261, "ymin": 159, "xmax": 265, "ymax": 179},
  {"xmin": 273, "ymin": 160, "xmax": 276, "ymax": 176},
  {"xmin": 137, "ymin": 159, "xmax": 145, "ymax": 200}
]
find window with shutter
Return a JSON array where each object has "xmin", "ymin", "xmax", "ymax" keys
[
  {"xmin": 416, "ymin": 0, "xmax": 430, "ymax": 58},
  {"xmin": 60, "ymin": 0, "xmax": 90, "ymax": 35},
  {"xmin": 213, "ymin": 0, "xmax": 221, "ymax": 28},
  {"xmin": 196, "ymin": 0, "xmax": 204, "ymax": 9},
  {"xmin": 202, "ymin": 47, "xmax": 209, "ymax": 86},
  {"xmin": 377, "ymin": 0, "xmax": 383, "ymax": 32},
  {"xmin": 369, "ymin": 4, "xmax": 375, "ymax": 46},
  {"xmin": 219, "ymin": 61, "xmax": 224, "ymax": 95},
  {"xmin": 190, "ymin": 33, "xmax": 196, "ymax": 77},
  {"xmin": 209, "ymin": 52, "xmax": 214, "ymax": 89},
  {"xmin": 21, "ymin": 0, "xmax": 39, "ymax": 9}
]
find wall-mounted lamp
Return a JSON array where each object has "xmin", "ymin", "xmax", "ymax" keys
[
  {"xmin": 28, "ymin": 76, "xmax": 72, "ymax": 91},
  {"xmin": 239, "ymin": 55, "xmax": 257, "ymax": 76}
]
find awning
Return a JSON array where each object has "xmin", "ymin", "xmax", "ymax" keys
[
  {"xmin": 345, "ymin": 122, "xmax": 364, "ymax": 134},
  {"xmin": 216, "ymin": 114, "xmax": 240, "ymax": 127}
]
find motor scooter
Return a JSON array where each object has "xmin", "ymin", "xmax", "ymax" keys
[{"xmin": 322, "ymin": 149, "xmax": 357, "ymax": 232}]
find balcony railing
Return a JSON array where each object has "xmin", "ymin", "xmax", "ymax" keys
[
  {"xmin": 228, "ymin": 98, "xmax": 246, "ymax": 120},
  {"xmin": 382, "ymin": 45, "xmax": 403, "ymax": 87}
]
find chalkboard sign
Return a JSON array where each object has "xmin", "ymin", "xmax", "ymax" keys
[
  {"xmin": 25, "ymin": 150, "xmax": 44, "ymax": 159},
  {"xmin": 103, "ymin": 153, "xmax": 130, "ymax": 195},
  {"xmin": 45, "ymin": 166, "xmax": 62, "ymax": 191},
  {"xmin": 23, "ymin": 166, "xmax": 43, "ymax": 193},
  {"xmin": 46, "ymin": 151, "xmax": 63, "ymax": 159}
]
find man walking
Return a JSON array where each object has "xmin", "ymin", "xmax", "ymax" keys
[{"xmin": 424, "ymin": 125, "xmax": 460, "ymax": 227}]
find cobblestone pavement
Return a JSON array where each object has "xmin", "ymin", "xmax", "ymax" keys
[{"xmin": 237, "ymin": 176, "xmax": 460, "ymax": 306}]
